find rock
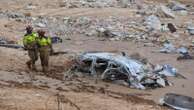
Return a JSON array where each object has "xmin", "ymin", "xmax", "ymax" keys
[
  {"xmin": 0, "ymin": 37, "xmax": 7, "ymax": 44},
  {"xmin": 156, "ymin": 78, "xmax": 166, "ymax": 87},
  {"xmin": 159, "ymin": 5, "xmax": 175, "ymax": 19},
  {"xmin": 110, "ymin": 37, "xmax": 120, "ymax": 41},
  {"xmin": 97, "ymin": 27, "xmax": 106, "ymax": 37},
  {"xmin": 167, "ymin": 23, "xmax": 176, "ymax": 33},
  {"xmin": 31, "ymin": 17, "xmax": 37, "ymax": 21},
  {"xmin": 159, "ymin": 42, "xmax": 176, "ymax": 53},
  {"xmin": 59, "ymin": 0, "xmax": 67, "ymax": 7},
  {"xmin": 158, "ymin": 64, "xmax": 177, "ymax": 77},
  {"xmin": 176, "ymin": 10, "xmax": 188, "ymax": 16},
  {"xmin": 177, "ymin": 47, "xmax": 188, "ymax": 54},
  {"xmin": 36, "ymin": 22, "xmax": 46, "ymax": 28},
  {"xmin": 6, "ymin": 11, "xmax": 25, "ymax": 19},
  {"xmin": 145, "ymin": 15, "xmax": 161, "ymax": 30},
  {"xmin": 168, "ymin": 1, "xmax": 187, "ymax": 11},
  {"xmin": 59, "ymin": 0, "xmax": 139, "ymax": 8},
  {"xmin": 24, "ymin": 12, "xmax": 31, "ymax": 17},
  {"xmin": 187, "ymin": 24, "xmax": 194, "ymax": 35},
  {"xmin": 119, "ymin": 0, "xmax": 129, "ymax": 8},
  {"xmin": 25, "ymin": 3, "xmax": 37, "ymax": 10},
  {"xmin": 86, "ymin": 30, "xmax": 97, "ymax": 36},
  {"xmin": 160, "ymin": 93, "xmax": 194, "ymax": 110},
  {"xmin": 96, "ymin": 27, "xmax": 122, "ymax": 38}
]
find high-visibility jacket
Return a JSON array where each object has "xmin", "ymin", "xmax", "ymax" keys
[
  {"xmin": 37, "ymin": 37, "xmax": 51, "ymax": 47},
  {"xmin": 23, "ymin": 32, "xmax": 38, "ymax": 46}
]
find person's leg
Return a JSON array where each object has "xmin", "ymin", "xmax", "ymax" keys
[
  {"xmin": 26, "ymin": 50, "xmax": 33, "ymax": 69},
  {"xmin": 39, "ymin": 48, "xmax": 45, "ymax": 72},
  {"xmin": 43, "ymin": 48, "xmax": 50, "ymax": 73},
  {"xmin": 31, "ymin": 50, "xmax": 38, "ymax": 71}
]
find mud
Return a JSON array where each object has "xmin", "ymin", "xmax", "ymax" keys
[{"xmin": 0, "ymin": 0, "xmax": 194, "ymax": 109}]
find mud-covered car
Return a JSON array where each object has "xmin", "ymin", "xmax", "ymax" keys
[{"xmin": 75, "ymin": 52, "xmax": 177, "ymax": 89}]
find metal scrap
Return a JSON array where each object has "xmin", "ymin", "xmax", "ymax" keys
[
  {"xmin": 75, "ymin": 52, "xmax": 178, "ymax": 89},
  {"xmin": 0, "ymin": 38, "xmax": 23, "ymax": 49},
  {"xmin": 160, "ymin": 93, "xmax": 194, "ymax": 110},
  {"xmin": 187, "ymin": 24, "xmax": 194, "ymax": 35}
]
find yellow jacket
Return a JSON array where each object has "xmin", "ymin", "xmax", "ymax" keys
[
  {"xmin": 37, "ymin": 37, "xmax": 51, "ymax": 47},
  {"xmin": 23, "ymin": 32, "xmax": 38, "ymax": 46}
]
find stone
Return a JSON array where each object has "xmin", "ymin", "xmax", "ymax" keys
[
  {"xmin": 169, "ymin": 1, "xmax": 187, "ymax": 11},
  {"xmin": 36, "ymin": 22, "xmax": 46, "ymax": 28},
  {"xmin": 187, "ymin": 24, "xmax": 194, "ymax": 35},
  {"xmin": 159, "ymin": 5, "xmax": 175, "ymax": 19},
  {"xmin": 145, "ymin": 15, "xmax": 161, "ymax": 30}
]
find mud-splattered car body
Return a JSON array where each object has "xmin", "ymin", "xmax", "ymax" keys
[{"xmin": 76, "ymin": 52, "xmax": 173, "ymax": 89}]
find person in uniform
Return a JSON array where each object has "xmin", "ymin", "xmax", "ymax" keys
[
  {"xmin": 23, "ymin": 26, "xmax": 38, "ymax": 71},
  {"xmin": 37, "ymin": 30, "xmax": 52, "ymax": 73}
]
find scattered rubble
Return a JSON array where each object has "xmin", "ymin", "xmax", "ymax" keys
[
  {"xmin": 159, "ymin": 42, "xmax": 190, "ymax": 54},
  {"xmin": 0, "ymin": 37, "xmax": 23, "ymax": 49},
  {"xmin": 29, "ymin": 16, "xmax": 148, "ymax": 41},
  {"xmin": 187, "ymin": 24, "xmax": 194, "ymax": 35},
  {"xmin": 167, "ymin": 23, "xmax": 176, "ymax": 33},
  {"xmin": 0, "ymin": 0, "xmax": 194, "ymax": 109},
  {"xmin": 145, "ymin": 15, "xmax": 161, "ymax": 30},
  {"xmin": 158, "ymin": 5, "xmax": 175, "ymax": 19},
  {"xmin": 0, "ymin": 37, "xmax": 8, "ymax": 44},
  {"xmin": 51, "ymin": 36, "xmax": 63, "ymax": 44},
  {"xmin": 59, "ymin": 0, "xmax": 139, "ymax": 8},
  {"xmin": 75, "ymin": 52, "xmax": 180, "ymax": 89},
  {"xmin": 168, "ymin": 1, "xmax": 187, "ymax": 11},
  {"xmin": 0, "ymin": 44, "xmax": 24, "ymax": 49},
  {"xmin": 177, "ymin": 53, "xmax": 193, "ymax": 60},
  {"xmin": 24, "ymin": 3, "xmax": 37, "ymax": 10},
  {"xmin": 177, "ymin": 47, "xmax": 193, "ymax": 60},
  {"xmin": 154, "ymin": 64, "xmax": 177, "ymax": 77},
  {"xmin": 0, "ymin": 10, "xmax": 26, "ymax": 22},
  {"xmin": 158, "ymin": 42, "xmax": 194, "ymax": 61},
  {"xmin": 0, "ymin": 2, "xmax": 192, "ymax": 45},
  {"xmin": 35, "ymin": 22, "xmax": 47, "ymax": 28},
  {"xmin": 159, "ymin": 42, "xmax": 176, "ymax": 53}
]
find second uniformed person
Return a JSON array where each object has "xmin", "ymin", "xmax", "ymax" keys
[{"xmin": 37, "ymin": 30, "xmax": 52, "ymax": 73}]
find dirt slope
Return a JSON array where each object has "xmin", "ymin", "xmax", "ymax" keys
[{"xmin": 0, "ymin": 0, "xmax": 194, "ymax": 110}]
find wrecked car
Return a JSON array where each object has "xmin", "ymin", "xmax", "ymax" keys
[{"xmin": 75, "ymin": 52, "xmax": 177, "ymax": 89}]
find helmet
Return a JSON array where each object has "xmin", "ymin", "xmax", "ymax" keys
[
  {"xmin": 37, "ymin": 30, "xmax": 45, "ymax": 36},
  {"xmin": 26, "ymin": 25, "xmax": 33, "ymax": 31}
]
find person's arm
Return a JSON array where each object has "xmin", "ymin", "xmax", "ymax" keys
[
  {"xmin": 23, "ymin": 36, "xmax": 28, "ymax": 50},
  {"xmin": 48, "ymin": 37, "xmax": 54, "ymax": 54}
]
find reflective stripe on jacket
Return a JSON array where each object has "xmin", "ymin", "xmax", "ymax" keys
[
  {"xmin": 37, "ymin": 37, "xmax": 51, "ymax": 47},
  {"xmin": 23, "ymin": 32, "xmax": 38, "ymax": 46}
]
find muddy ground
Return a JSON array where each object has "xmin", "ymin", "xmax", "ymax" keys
[{"xmin": 0, "ymin": 0, "xmax": 194, "ymax": 110}]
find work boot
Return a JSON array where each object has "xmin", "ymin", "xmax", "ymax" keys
[
  {"xmin": 31, "ymin": 65, "xmax": 37, "ymax": 72},
  {"xmin": 42, "ymin": 66, "xmax": 48, "ymax": 74},
  {"xmin": 26, "ymin": 61, "xmax": 31, "ymax": 69}
]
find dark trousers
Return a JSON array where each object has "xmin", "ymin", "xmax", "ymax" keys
[
  {"xmin": 39, "ymin": 46, "xmax": 50, "ymax": 73},
  {"xmin": 27, "ymin": 49, "xmax": 38, "ymax": 70}
]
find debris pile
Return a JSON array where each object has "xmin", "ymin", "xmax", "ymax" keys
[
  {"xmin": 30, "ymin": 16, "xmax": 147, "ymax": 41},
  {"xmin": 0, "ymin": 10, "xmax": 26, "ymax": 22},
  {"xmin": 168, "ymin": 1, "xmax": 187, "ymax": 11},
  {"xmin": 0, "ymin": 37, "xmax": 23, "ymax": 49},
  {"xmin": 75, "ymin": 52, "xmax": 179, "ymax": 89},
  {"xmin": 59, "ymin": 0, "xmax": 138, "ymax": 8},
  {"xmin": 1, "ymin": 0, "xmax": 192, "ymax": 45},
  {"xmin": 0, "ymin": 10, "xmax": 25, "ymax": 19},
  {"xmin": 187, "ymin": 23, "xmax": 194, "ymax": 35}
]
